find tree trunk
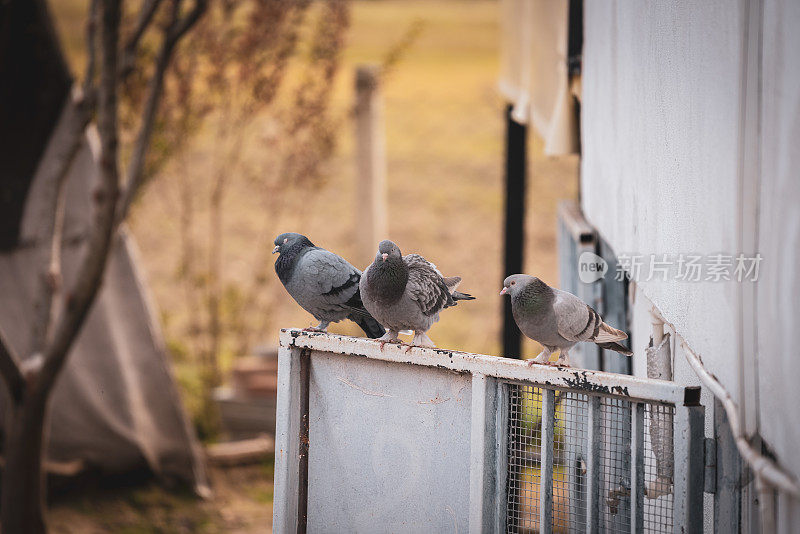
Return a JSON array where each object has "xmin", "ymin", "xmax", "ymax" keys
[{"xmin": 1, "ymin": 394, "xmax": 48, "ymax": 534}]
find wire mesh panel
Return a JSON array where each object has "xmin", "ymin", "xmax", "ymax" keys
[
  {"xmin": 599, "ymin": 397, "xmax": 631, "ymax": 532},
  {"xmin": 555, "ymin": 392, "xmax": 589, "ymax": 533},
  {"xmin": 504, "ymin": 383, "xmax": 676, "ymax": 533},
  {"xmin": 507, "ymin": 385, "xmax": 543, "ymax": 532},
  {"xmin": 643, "ymin": 403, "xmax": 675, "ymax": 533}
]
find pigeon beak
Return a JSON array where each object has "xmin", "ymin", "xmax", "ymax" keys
[
  {"xmin": 381, "ymin": 253, "xmax": 388, "ymax": 261},
  {"xmin": 499, "ymin": 287, "xmax": 507, "ymax": 295},
  {"xmin": 272, "ymin": 245, "xmax": 280, "ymax": 254}
]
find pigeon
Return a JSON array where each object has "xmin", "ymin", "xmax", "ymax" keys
[
  {"xmin": 500, "ymin": 274, "xmax": 632, "ymax": 367},
  {"xmin": 359, "ymin": 240, "xmax": 475, "ymax": 348},
  {"xmin": 273, "ymin": 232, "xmax": 385, "ymax": 338}
]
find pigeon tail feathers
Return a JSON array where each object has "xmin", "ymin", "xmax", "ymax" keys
[
  {"xmin": 596, "ymin": 341, "xmax": 633, "ymax": 356},
  {"xmin": 350, "ymin": 312, "xmax": 386, "ymax": 338},
  {"xmin": 593, "ymin": 322, "xmax": 628, "ymax": 343}
]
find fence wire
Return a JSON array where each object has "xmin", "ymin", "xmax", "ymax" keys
[{"xmin": 505, "ymin": 383, "xmax": 675, "ymax": 533}]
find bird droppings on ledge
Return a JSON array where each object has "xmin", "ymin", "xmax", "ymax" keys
[{"xmin": 562, "ymin": 370, "xmax": 631, "ymax": 397}]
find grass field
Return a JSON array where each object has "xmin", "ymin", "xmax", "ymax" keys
[{"xmin": 48, "ymin": 0, "xmax": 578, "ymax": 529}]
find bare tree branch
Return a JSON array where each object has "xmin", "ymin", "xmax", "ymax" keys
[
  {"xmin": 35, "ymin": 0, "xmax": 123, "ymax": 397},
  {"xmin": 81, "ymin": 0, "xmax": 100, "ymax": 102},
  {"xmin": 120, "ymin": 0, "xmax": 163, "ymax": 78},
  {"xmin": 29, "ymin": 0, "xmax": 100, "ymax": 356},
  {"xmin": 0, "ymin": 326, "xmax": 25, "ymax": 404},
  {"xmin": 117, "ymin": 0, "xmax": 208, "ymax": 222}
]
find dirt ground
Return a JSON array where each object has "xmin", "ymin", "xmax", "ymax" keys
[{"xmin": 49, "ymin": 463, "xmax": 273, "ymax": 534}]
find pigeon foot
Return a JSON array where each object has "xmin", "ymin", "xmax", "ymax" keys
[
  {"xmin": 379, "ymin": 339, "xmax": 401, "ymax": 350},
  {"xmin": 377, "ymin": 331, "xmax": 401, "ymax": 350}
]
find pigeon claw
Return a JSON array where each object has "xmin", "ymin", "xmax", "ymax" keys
[
  {"xmin": 404, "ymin": 344, "xmax": 414, "ymax": 353},
  {"xmin": 378, "ymin": 339, "xmax": 400, "ymax": 350}
]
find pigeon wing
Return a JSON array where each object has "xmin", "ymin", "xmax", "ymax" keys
[
  {"xmin": 294, "ymin": 248, "xmax": 361, "ymax": 307},
  {"xmin": 552, "ymin": 289, "xmax": 600, "ymax": 342},
  {"xmin": 403, "ymin": 254, "xmax": 454, "ymax": 316}
]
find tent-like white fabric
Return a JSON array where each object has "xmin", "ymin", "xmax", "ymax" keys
[
  {"xmin": 498, "ymin": 0, "xmax": 579, "ymax": 154},
  {"xmin": 0, "ymin": 104, "xmax": 208, "ymax": 493}
]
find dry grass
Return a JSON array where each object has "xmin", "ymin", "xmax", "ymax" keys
[{"xmin": 48, "ymin": 464, "xmax": 274, "ymax": 533}]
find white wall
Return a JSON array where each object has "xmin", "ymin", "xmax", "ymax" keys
[
  {"xmin": 581, "ymin": 0, "xmax": 744, "ymax": 406},
  {"xmin": 756, "ymin": 0, "xmax": 800, "ymax": 490},
  {"xmin": 581, "ymin": 0, "xmax": 800, "ymax": 526}
]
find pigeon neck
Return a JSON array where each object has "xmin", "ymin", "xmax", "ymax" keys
[
  {"xmin": 274, "ymin": 239, "xmax": 314, "ymax": 284},
  {"xmin": 368, "ymin": 257, "xmax": 408, "ymax": 304},
  {"xmin": 514, "ymin": 280, "xmax": 551, "ymax": 311}
]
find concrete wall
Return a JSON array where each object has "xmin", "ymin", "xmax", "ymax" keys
[
  {"xmin": 756, "ymin": 0, "xmax": 800, "ymax": 492},
  {"xmin": 581, "ymin": 0, "xmax": 744, "ymax": 404},
  {"xmin": 581, "ymin": 0, "xmax": 800, "ymax": 528}
]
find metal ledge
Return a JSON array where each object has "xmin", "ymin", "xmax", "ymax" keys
[{"xmin": 279, "ymin": 329, "xmax": 698, "ymax": 406}]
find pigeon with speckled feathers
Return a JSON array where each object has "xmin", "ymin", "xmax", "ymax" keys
[
  {"xmin": 501, "ymin": 274, "xmax": 632, "ymax": 367},
  {"xmin": 273, "ymin": 233, "xmax": 384, "ymax": 338},
  {"xmin": 359, "ymin": 240, "xmax": 475, "ymax": 348}
]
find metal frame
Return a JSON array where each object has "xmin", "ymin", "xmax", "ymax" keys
[{"xmin": 273, "ymin": 329, "xmax": 704, "ymax": 533}]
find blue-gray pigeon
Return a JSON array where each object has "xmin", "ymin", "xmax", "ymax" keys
[
  {"xmin": 359, "ymin": 240, "xmax": 475, "ymax": 348},
  {"xmin": 501, "ymin": 274, "xmax": 632, "ymax": 367},
  {"xmin": 273, "ymin": 232, "xmax": 385, "ymax": 338}
]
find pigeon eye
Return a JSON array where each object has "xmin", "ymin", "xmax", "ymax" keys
[
  {"xmin": 283, "ymin": 238, "xmax": 288, "ymax": 244},
  {"xmin": 511, "ymin": 281, "xmax": 515, "ymax": 286}
]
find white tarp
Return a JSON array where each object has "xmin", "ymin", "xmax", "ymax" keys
[
  {"xmin": 580, "ymin": 0, "xmax": 800, "ymax": 504},
  {"xmin": 498, "ymin": 0, "xmax": 578, "ymax": 154},
  {"xmin": 0, "ymin": 117, "xmax": 208, "ymax": 491},
  {"xmin": 756, "ymin": 0, "xmax": 800, "ymax": 505}
]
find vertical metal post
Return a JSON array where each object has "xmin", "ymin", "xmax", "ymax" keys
[
  {"xmin": 469, "ymin": 373, "xmax": 499, "ymax": 533},
  {"xmin": 586, "ymin": 396, "xmax": 601, "ymax": 534},
  {"xmin": 673, "ymin": 403, "xmax": 705, "ymax": 534},
  {"xmin": 713, "ymin": 399, "xmax": 742, "ymax": 534},
  {"xmin": 296, "ymin": 349, "xmax": 311, "ymax": 534},
  {"xmin": 495, "ymin": 382, "xmax": 510, "ymax": 532},
  {"xmin": 630, "ymin": 403, "xmax": 645, "ymax": 534},
  {"xmin": 502, "ymin": 103, "xmax": 527, "ymax": 359},
  {"xmin": 273, "ymin": 346, "xmax": 305, "ymax": 533},
  {"xmin": 540, "ymin": 389, "xmax": 555, "ymax": 533}
]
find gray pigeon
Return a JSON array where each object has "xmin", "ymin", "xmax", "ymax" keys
[
  {"xmin": 501, "ymin": 274, "xmax": 632, "ymax": 367},
  {"xmin": 273, "ymin": 232, "xmax": 385, "ymax": 338},
  {"xmin": 359, "ymin": 240, "xmax": 475, "ymax": 348}
]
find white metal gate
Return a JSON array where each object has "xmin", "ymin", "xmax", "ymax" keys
[{"xmin": 273, "ymin": 330, "xmax": 703, "ymax": 533}]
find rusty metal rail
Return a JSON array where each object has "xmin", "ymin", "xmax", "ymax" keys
[{"xmin": 280, "ymin": 330, "xmax": 698, "ymax": 406}]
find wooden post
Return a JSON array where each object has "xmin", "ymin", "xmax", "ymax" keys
[{"xmin": 354, "ymin": 65, "xmax": 388, "ymax": 261}]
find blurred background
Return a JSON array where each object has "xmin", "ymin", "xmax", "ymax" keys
[{"xmin": 38, "ymin": 0, "xmax": 577, "ymax": 531}]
